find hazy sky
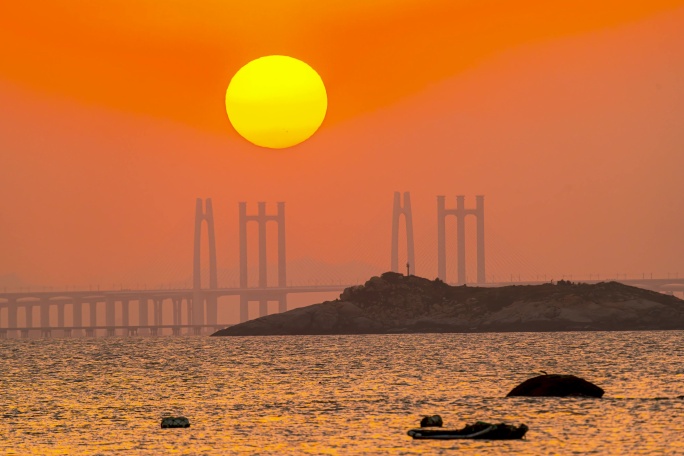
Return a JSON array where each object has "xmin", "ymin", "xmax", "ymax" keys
[{"xmin": 1, "ymin": 1, "xmax": 683, "ymax": 288}]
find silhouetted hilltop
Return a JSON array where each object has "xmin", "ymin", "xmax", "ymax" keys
[{"xmin": 212, "ymin": 272, "xmax": 684, "ymax": 336}]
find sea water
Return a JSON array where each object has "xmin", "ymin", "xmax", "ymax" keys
[{"xmin": 1, "ymin": 331, "xmax": 683, "ymax": 455}]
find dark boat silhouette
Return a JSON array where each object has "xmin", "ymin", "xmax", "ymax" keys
[{"xmin": 408, "ymin": 422, "xmax": 528, "ymax": 440}]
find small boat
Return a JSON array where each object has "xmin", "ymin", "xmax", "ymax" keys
[{"xmin": 408, "ymin": 422, "xmax": 528, "ymax": 440}]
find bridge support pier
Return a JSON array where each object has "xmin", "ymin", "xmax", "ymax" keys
[
  {"xmin": 278, "ymin": 295, "xmax": 287, "ymax": 313},
  {"xmin": 172, "ymin": 327, "xmax": 181, "ymax": 336},
  {"xmin": 63, "ymin": 329, "xmax": 72, "ymax": 338},
  {"xmin": 8, "ymin": 299, "xmax": 17, "ymax": 331},
  {"xmin": 437, "ymin": 195, "xmax": 485, "ymax": 284},
  {"xmin": 20, "ymin": 329, "xmax": 29, "ymax": 339},
  {"xmin": 89, "ymin": 301, "xmax": 97, "ymax": 328},
  {"xmin": 57, "ymin": 303, "xmax": 65, "ymax": 329},
  {"xmin": 139, "ymin": 298, "xmax": 149, "ymax": 335},
  {"xmin": 172, "ymin": 298, "xmax": 182, "ymax": 326},
  {"xmin": 191, "ymin": 292, "xmax": 205, "ymax": 328},
  {"xmin": 0, "ymin": 330, "xmax": 6, "ymax": 339},
  {"xmin": 391, "ymin": 191, "xmax": 415, "ymax": 275},
  {"xmin": 193, "ymin": 198, "xmax": 217, "ymax": 329},
  {"xmin": 106, "ymin": 298, "xmax": 115, "ymax": 336},
  {"xmin": 193, "ymin": 326, "xmax": 202, "ymax": 336},
  {"xmin": 150, "ymin": 327, "xmax": 159, "ymax": 336},
  {"xmin": 85, "ymin": 328, "xmax": 95, "ymax": 337},
  {"xmin": 40, "ymin": 298, "xmax": 50, "ymax": 333},
  {"xmin": 239, "ymin": 201, "xmax": 287, "ymax": 323},
  {"xmin": 41, "ymin": 329, "xmax": 51, "ymax": 338},
  {"xmin": 73, "ymin": 300, "xmax": 83, "ymax": 337},
  {"xmin": 26, "ymin": 303, "xmax": 34, "ymax": 330},
  {"xmin": 186, "ymin": 298, "xmax": 193, "ymax": 329},
  {"xmin": 206, "ymin": 295, "xmax": 217, "ymax": 327},
  {"xmin": 122, "ymin": 299, "xmax": 130, "ymax": 328},
  {"xmin": 153, "ymin": 298, "xmax": 163, "ymax": 327}
]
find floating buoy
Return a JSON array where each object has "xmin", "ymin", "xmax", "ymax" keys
[
  {"xmin": 161, "ymin": 416, "xmax": 190, "ymax": 428},
  {"xmin": 420, "ymin": 415, "xmax": 443, "ymax": 427}
]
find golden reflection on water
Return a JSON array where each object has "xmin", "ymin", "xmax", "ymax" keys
[{"xmin": 1, "ymin": 332, "xmax": 683, "ymax": 454}]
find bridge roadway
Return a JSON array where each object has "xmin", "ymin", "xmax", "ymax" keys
[
  {"xmin": 483, "ymin": 278, "xmax": 684, "ymax": 292},
  {"xmin": 1, "ymin": 279, "xmax": 683, "ymax": 338},
  {"xmin": 2, "ymin": 277, "xmax": 682, "ymax": 301},
  {"xmin": 0, "ymin": 284, "xmax": 354, "ymax": 301},
  {"xmin": 0, "ymin": 285, "xmax": 354, "ymax": 338},
  {"xmin": 484, "ymin": 277, "xmax": 684, "ymax": 292}
]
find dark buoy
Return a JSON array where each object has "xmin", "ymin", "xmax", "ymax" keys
[
  {"xmin": 420, "ymin": 415, "xmax": 443, "ymax": 427},
  {"xmin": 161, "ymin": 416, "xmax": 191, "ymax": 428}
]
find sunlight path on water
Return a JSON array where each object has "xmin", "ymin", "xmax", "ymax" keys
[{"xmin": 0, "ymin": 331, "xmax": 683, "ymax": 454}]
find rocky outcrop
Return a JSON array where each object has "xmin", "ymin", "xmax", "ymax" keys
[
  {"xmin": 212, "ymin": 272, "xmax": 684, "ymax": 336},
  {"xmin": 213, "ymin": 300, "xmax": 383, "ymax": 336},
  {"xmin": 506, "ymin": 374, "xmax": 604, "ymax": 398}
]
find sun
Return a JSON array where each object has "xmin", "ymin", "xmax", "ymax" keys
[{"xmin": 225, "ymin": 56, "xmax": 327, "ymax": 149}]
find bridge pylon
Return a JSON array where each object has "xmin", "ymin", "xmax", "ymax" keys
[
  {"xmin": 239, "ymin": 202, "xmax": 286, "ymax": 322},
  {"xmin": 437, "ymin": 195, "xmax": 485, "ymax": 284},
  {"xmin": 391, "ymin": 191, "xmax": 416, "ymax": 275},
  {"xmin": 193, "ymin": 198, "xmax": 218, "ymax": 328}
]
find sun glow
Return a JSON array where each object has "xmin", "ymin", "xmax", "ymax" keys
[{"xmin": 225, "ymin": 56, "xmax": 327, "ymax": 149}]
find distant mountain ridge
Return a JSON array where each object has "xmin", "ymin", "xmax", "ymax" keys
[{"xmin": 212, "ymin": 272, "xmax": 684, "ymax": 336}]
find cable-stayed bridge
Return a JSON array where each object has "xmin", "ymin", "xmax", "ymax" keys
[{"xmin": 1, "ymin": 193, "xmax": 681, "ymax": 338}]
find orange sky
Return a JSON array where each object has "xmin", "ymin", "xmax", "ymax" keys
[
  {"xmin": 1, "ymin": 1, "xmax": 684, "ymax": 293},
  {"xmin": 3, "ymin": 0, "xmax": 683, "ymax": 132}
]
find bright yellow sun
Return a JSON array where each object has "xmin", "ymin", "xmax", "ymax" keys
[{"xmin": 225, "ymin": 55, "xmax": 327, "ymax": 149}]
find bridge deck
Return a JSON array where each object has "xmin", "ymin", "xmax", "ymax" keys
[{"xmin": 0, "ymin": 285, "xmax": 352, "ymax": 301}]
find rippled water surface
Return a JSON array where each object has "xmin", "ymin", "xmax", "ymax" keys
[{"xmin": 1, "ymin": 332, "xmax": 684, "ymax": 455}]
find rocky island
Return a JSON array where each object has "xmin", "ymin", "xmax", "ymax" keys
[{"xmin": 212, "ymin": 272, "xmax": 684, "ymax": 336}]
